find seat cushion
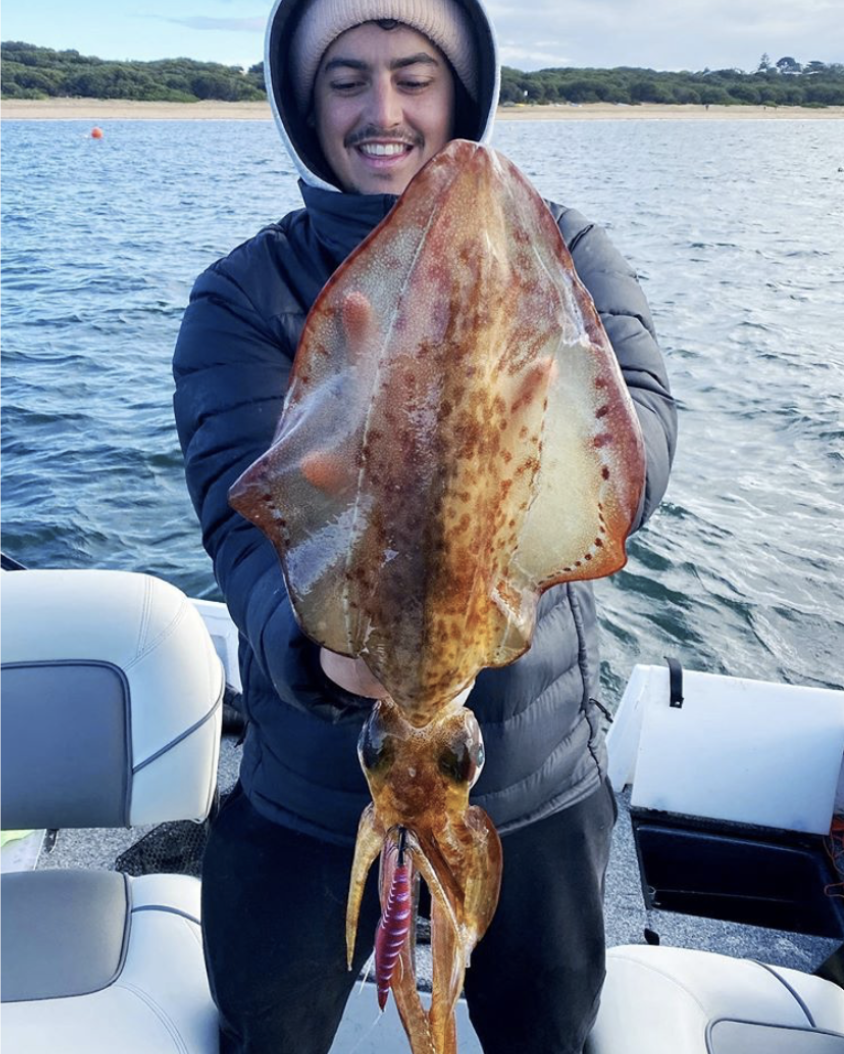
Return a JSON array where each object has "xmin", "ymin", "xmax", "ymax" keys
[
  {"xmin": 1, "ymin": 662, "xmax": 132, "ymax": 829},
  {"xmin": 586, "ymin": 946, "xmax": 844, "ymax": 1054},
  {"xmin": 1, "ymin": 872, "xmax": 217, "ymax": 1054},
  {"xmin": 2, "ymin": 870, "xmax": 130, "ymax": 1001},
  {"xmin": 1, "ymin": 570, "xmax": 224, "ymax": 831}
]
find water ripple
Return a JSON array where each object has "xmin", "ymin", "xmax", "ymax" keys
[{"xmin": 3, "ymin": 117, "xmax": 843, "ymax": 699}]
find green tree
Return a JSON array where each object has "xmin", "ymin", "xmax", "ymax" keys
[
  {"xmin": 805, "ymin": 82, "xmax": 844, "ymax": 105},
  {"xmin": 698, "ymin": 85, "xmax": 732, "ymax": 105},
  {"xmin": 630, "ymin": 78, "xmax": 673, "ymax": 103},
  {"xmin": 728, "ymin": 83, "xmax": 760, "ymax": 103}
]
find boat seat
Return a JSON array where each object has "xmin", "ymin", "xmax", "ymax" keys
[
  {"xmin": 1, "ymin": 569, "xmax": 224, "ymax": 1054},
  {"xmin": 586, "ymin": 945, "xmax": 844, "ymax": 1054}
]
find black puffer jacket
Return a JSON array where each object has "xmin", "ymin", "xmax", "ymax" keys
[{"xmin": 173, "ymin": 179, "xmax": 677, "ymax": 845}]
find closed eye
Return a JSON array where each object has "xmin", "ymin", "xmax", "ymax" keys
[
  {"xmin": 398, "ymin": 78, "xmax": 433, "ymax": 91},
  {"xmin": 330, "ymin": 79, "xmax": 366, "ymax": 93}
]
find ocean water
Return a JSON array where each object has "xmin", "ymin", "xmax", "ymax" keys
[{"xmin": 2, "ymin": 117, "xmax": 843, "ymax": 701}]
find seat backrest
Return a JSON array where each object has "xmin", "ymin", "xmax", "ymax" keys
[{"xmin": 1, "ymin": 569, "xmax": 223, "ymax": 830}]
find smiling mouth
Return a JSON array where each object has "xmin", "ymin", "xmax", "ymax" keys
[{"xmin": 357, "ymin": 142, "xmax": 414, "ymax": 158}]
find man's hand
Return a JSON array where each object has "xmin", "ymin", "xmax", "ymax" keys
[{"xmin": 320, "ymin": 648, "xmax": 389, "ymax": 699}]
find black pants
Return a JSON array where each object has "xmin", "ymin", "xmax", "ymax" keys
[{"xmin": 201, "ymin": 779, "xmax": 616, "ymax": 1054}]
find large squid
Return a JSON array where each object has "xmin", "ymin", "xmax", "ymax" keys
[{"xmin": 229, "ymin": 139, "xmax": 645, "ymax": 1053}]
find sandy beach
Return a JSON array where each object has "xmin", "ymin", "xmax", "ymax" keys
[{"xmin": 3, "ymin": 98, "xmax": 843, "ymax": 121}]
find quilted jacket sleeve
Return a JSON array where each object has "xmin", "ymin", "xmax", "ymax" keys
[
  {"xmin": 554, "ymin": 205, "xmax": 677, "ymax": 530},
  {"xmin": 173, "ymin": 243, "xmax": 372, "ymax": 723}
]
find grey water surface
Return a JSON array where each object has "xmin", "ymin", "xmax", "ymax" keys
[{"xmin": 2, "ymin": 117, "xmax": 843, "ymax": 702}]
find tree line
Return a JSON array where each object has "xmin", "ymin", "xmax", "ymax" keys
[
  {"xmin": 3, "ymin": 41, "xmax": 843, "ymax": 108},
  {"xmin": 1, "ymin": 42, "xmax": 265, "ymax": 102},
  {"xmin": 499, "ymin": 56, "xmax": 844, "ymax": 108}
]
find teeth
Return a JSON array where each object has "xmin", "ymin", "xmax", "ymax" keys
[{"xmin": 360, "ymin": 143, "xmax": 408, "ymax": 157}]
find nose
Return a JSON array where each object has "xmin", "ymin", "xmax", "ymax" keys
[{"xmin": 367, "ymin": 75, "xmax": 403, "ymax": 128}]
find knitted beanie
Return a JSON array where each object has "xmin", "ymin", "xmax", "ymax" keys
[{"xmin": 290, "ymin": 0, "xmax": 478, "ymax": 110}]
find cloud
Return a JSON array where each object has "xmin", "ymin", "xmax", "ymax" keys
[
  {"xmin": 167, "ymin": 16, "xmax": 264, "ymax": 33},
  {"xmin": 485, "ymin": 0, "xmax": 843, "ymax": 71},
  {"xmin": 499, "ymin": 46, "xmax": 573, "ymax": 69}
]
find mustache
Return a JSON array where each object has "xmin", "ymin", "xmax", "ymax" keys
[{"xmin": 345, "ymin": 126, "xmax": 424, "ymax": 149}]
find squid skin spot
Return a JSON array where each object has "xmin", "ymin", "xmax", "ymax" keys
[
  {"xmin": 595, "ymin": 538, "xmax": 603, "ymax": 547},
  {"xmin": 602, "ymin": 466, "xmax": 611, "ymax": 480},
  {"xmin": 594, "ymin": 434, "xmax": 612, "ymax": 448},
  {"xmin": 595, "ymin": 377, "xmax": 607, "ymax": 388},
  {"xmin": 519, "ymin": 426, "xmax": 529, "ymax": 440},
  {"xmin": 585, "ymin": 553, "xmax": 593, "ymax": 561},
  {"xmin": 501, "ymin": 450, "xmax": 513, "ymax": 463},
  {"xmin": 596, "ymin": 405, "xmax": 610, "ymax": 418},
  {"xmin": 575, "ymin": 561, "xmax": 582, "ymax": 568}
]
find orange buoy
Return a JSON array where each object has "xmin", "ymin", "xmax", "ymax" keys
[{"xmin": 90, "ymin": 127, "xmax": 104, "ymax": 139}]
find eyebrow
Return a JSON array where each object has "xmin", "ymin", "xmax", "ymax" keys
[{"xmin": 323, "ymin": 53, "xmax": 441, "ymax": 74}]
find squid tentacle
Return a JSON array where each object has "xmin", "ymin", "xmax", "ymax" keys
[{"xmin": 346, "ymin": 804, "xmax": 383, "ymax": 968}]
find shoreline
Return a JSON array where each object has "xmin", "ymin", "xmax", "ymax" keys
[{"xmin": 3, "ymin": 98, "xmax": 844, "ymax": 121}]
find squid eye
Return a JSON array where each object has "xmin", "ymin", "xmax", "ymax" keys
[
  {"xmin": 438, "ymin": 716, "xmax": 486, "ymax": 788},
  {"xmin": 438, "ymin": 738, "xmax": 473, "ymax": 784},
  {"xmin": 359, "ymin": 712, "xmax": 394, "ymax": 773}
]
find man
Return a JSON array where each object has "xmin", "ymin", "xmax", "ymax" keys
[{"xmin": 173, "ymin": 1, "xmax": 677, "ymax": 1052}]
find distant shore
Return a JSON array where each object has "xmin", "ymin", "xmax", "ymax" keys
[{"xmin": 3, "ymin": 98, "xmax": 844, "ymax": 121}]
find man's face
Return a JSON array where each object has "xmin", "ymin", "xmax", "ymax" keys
[{"xmin": 313, "ymin": 22, "xmax": 456, "ymax": 195}]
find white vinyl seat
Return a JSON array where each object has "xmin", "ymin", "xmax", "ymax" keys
[
  {"xmin": 586, "ymin": 945, "xmax": 844, "ymax": 1054},
  {"xmin": 1, "ymin": 569, "xmax": 224, "ymax": 1054}
]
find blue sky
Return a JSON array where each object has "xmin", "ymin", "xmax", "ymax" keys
[{"xmin": 2, "ymin": 0, "xmax": 842, "ymax": 73}]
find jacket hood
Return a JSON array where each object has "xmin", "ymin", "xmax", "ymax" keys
[{"xmin": 264, "ymin": 0, "xmax": 500, "ymax": 193}]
